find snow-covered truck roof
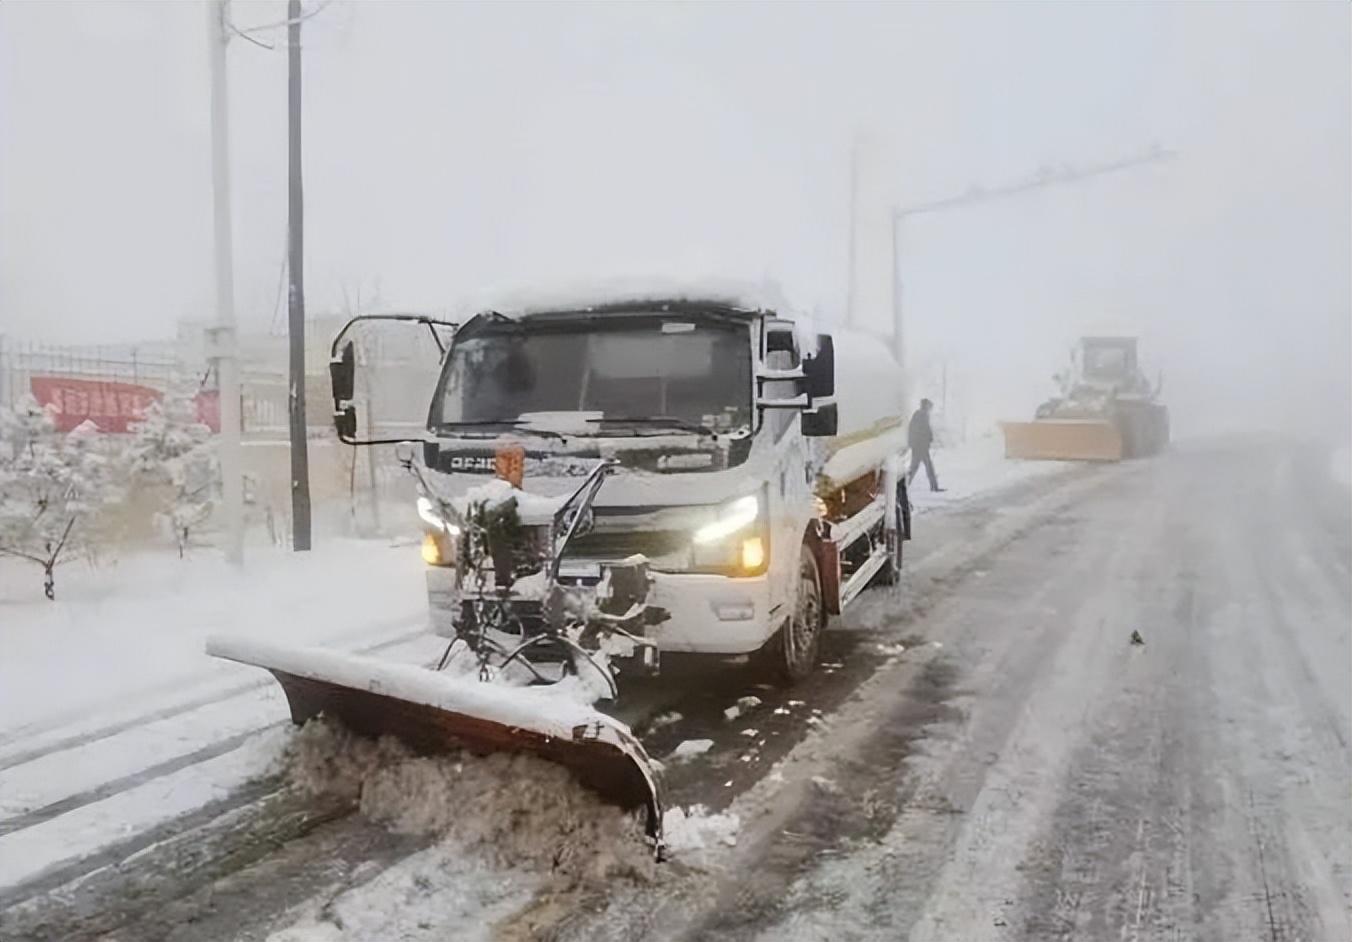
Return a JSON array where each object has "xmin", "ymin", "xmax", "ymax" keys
[
  {"xmin": 487, "ymin": 298, "xmax": 770, "ymax": 323},
  {"xmin": 445, "ymin": 277, "xmax": 799, "ymax": 322}
]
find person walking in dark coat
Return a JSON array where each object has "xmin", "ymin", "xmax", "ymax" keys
[{"xmin": 907, "ymin": 398, "xmax": 944, "ymax": 492}]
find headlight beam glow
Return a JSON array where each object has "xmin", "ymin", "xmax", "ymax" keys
[{"xmin": 692, "ymin": 494, "xmax": 760, "ymax": 545}]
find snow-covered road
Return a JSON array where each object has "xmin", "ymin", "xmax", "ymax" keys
[
  {"xmin": 575, "ymin": 440, "xmax": 1352, "ymax": 942},
  {"xmin": 2, "ymin": 438, "xmax": 1346, "ymax": 942}
]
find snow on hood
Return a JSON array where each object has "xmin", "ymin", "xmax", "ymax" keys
[{"xmin": 447, "ymin": 477, "xmax": 568, "ymax": 523}]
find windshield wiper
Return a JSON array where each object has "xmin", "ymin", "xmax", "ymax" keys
[
  {"xmin": 438, "ymin": 419, "xmax": 567, "ymax": 440},
  {"xmin": 585, "ymin": 416, "xmax": 720, "ymax": 437}
]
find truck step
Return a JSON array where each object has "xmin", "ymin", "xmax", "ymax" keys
[
  {"xmin": 829, "ymin": 497, "xmax": 885, "ymax": 553},
  {"xmin": 839, "ymin": 545, "xmax": 889, "ymax": 609}
]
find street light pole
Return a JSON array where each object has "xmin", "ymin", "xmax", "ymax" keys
[
  {"xmin": 287, "ymin": 0, "xmax": 312, "ymax": 551},
  {"xmin": 206, "ymin": 0, "xmax": 244, "ymax": 566},
  {"xmin": 889, "ymin": 147, "xmax": 1176, "ymax": 406}
]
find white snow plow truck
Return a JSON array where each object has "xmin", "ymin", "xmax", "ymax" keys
[{"xmin": 207, "ymin": 297, "xmax": 911, "ymax": 852}]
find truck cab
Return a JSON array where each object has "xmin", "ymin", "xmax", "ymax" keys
[{"xmin": 421, "ymin": 301, "xmax": 838, "ymax": 666}]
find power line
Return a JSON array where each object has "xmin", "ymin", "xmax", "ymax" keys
[
  {"xmin": 233, "ymin": 0, "xmax": 334, "ymax": 36},
  {"xmin": 894, "ymin": 147, "xmax": 1177, "ymax": 221},
  {"xmin": 888, "ymin": 145, "xmax": 1179, "ymax": 385},
  {"xmin": 222, "ymin": 0, "xmax": 334, "ymax": 50},
  {"xmin": 225, "ymin": 19, "xmax": 274, "ymax": 50}
]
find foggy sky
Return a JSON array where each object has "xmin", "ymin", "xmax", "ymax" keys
[{"xmin": 1, "ymin": 1, "xmax": 1348, "ymax": 439}]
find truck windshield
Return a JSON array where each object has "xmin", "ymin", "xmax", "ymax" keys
[
  {"xmin": 1084, "ymin": 346, "xmax": 1129, "ymax": 378},
  {"xmin": 433, "ymin": 319, "xmax": 752, "ymax": 435}
]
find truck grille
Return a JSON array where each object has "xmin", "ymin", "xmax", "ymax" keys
[{"xmin": 563, "ymin": 528, "xmax": 690, "ymax": 564}]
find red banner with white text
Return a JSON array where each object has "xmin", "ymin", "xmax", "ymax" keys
[{"xmin": 28, "ymin": 376, "xmax": 221, "ymax": 434}]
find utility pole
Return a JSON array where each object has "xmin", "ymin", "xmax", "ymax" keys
[
  {"xmin": 889, "ymin": 146, "xmax": 1176, "ymax": 406},
  {"xmin": 287, "ymin": 0, "xmax": 312, "ymax": 551},
  {"xmin": 206, "ymin": 0, "xmax": 244, "ymax": 566}
]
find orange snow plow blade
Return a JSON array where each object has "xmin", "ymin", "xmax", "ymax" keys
[
  {"xmin": 1000, "ymin": 419, "xmax": 1124, "ymax": 462},
  {"xmin": 206, "ymin": 636, "xmax": 664, "ymax": 847}
]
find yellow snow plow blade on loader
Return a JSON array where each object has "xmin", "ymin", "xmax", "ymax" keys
[
  {"xmin": 1000, "ymin": 419, "xmax": 1124, "ymax": 462},
  {"xmin": 207, "ymin": 635, "xmax": 664, "ymax": 849}
]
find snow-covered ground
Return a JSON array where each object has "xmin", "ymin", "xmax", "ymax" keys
[
  {"xmin": 0, "ymin": 436, "xmax": 1074, "ymax": 935},
  {"xmin": 907, "ymin": 432, "xmax": 1071, "ymax": 513},
  {"xmin": 0, "ymin": 538, "xmax": 443, "ymax": 898},
  {"xmin": 0, "ymin": 539, "xmax": 428, "ymax": 742}
]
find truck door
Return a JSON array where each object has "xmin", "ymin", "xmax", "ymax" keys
[{"xmin": 761, "ymin": 325, "xmax": 810, "ymax": 615}]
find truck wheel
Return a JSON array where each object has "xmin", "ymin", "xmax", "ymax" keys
[{"xmin": 755, "ymin": 544, "xmax": 824, "ymax": 684}]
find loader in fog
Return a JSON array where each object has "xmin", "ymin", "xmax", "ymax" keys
[{"xmin": 1001, "ymin": 335, "xmax": 1169, "ymax": 462}]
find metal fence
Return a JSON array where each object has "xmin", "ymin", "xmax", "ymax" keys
[
  {"xmin": 0, "ymin": 337, "xmax": 180, "ymax": 408},
  {"xmin": 0, "ymin": 335, "xmax": 338, "ymax": 438},
  {"xmin": 0, "ymin": 332, "xmax": 424, "ymax": 541}
]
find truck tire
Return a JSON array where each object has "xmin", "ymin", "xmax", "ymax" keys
[{"xmin": 754, "ymin": 544, "xmax": 824, "ymax": 684}]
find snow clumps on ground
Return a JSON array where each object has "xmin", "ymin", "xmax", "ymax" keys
[
  {"xmin": 284, "ymin": 718, "xmax": 656, "ymax": 886},
  {"xmin": 661, "ymin": 805, "xmax": 740, "ymax": 853}
]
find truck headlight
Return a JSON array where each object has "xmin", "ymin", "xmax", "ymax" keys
[
  {"xmin": 692, "ymin": 495, "xmax": 759, "ymax": 544},
  {"xmin": 691, "ymin": 493, "xmax": 768, "ymax": 576},
  {"xmin": 421, "ymin": 532, "xmax": 446, "ymax": 565},
  {"xmin": 740, "ymin": 535, "xmax": 765, "ymax": 570},
  {"xmin": 417, "ymin": 496, "xmax": 461, "ymax": 536}
]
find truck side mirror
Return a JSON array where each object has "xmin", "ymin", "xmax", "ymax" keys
[
  {"xmin": 324, "ymin": 312, "xmax": 458, "ymax": 446},
  {"xmin": 801, "ymin": 402, "xmax": 838, "ymax": 437},
  {"xmin": 803, "ymin": 334, "xmax": 835, "ymax": 400},
  {"xmin": 331, "ymin": 340, "xmax": 355, "ymax": 401},
  {"xmin": 330, "ymin": 341, "xmax": 356, "ymax": 442},
  {"xmin": 334, "ymin": 405, "xmax": 357, "ymax": 442}
]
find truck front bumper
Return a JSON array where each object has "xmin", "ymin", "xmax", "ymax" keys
[
  {"xmin": 425, "ymin": 567, "xmax": 779, "ymax": 656},
  {"xmin": 645, "ymin": 572, "xmax": 778, "ymax": 654}
]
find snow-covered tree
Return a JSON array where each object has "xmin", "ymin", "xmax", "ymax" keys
[
  {"xmin": 126, "ymin": 381, "xmax": 219, "ymax": 557},
  {"xmin": 0, "ymin": 397, "xmax": 121, "ymax": 598}
]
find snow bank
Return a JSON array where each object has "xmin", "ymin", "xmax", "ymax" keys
[{"xmin": 286, "ymin": 719, "xmax": 655, "ymax": 885}]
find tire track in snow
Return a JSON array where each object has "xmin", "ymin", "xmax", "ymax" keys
[
  {"xmin": 0, "ymin": 638, "xmax": 443, "ymax": 848},
  {"xmin": 0, "ymin": 723, "xmax": 286, "ymax": 837},
  {"xmin": 0, "ymin": 621, "xmax": 426, "ymax": 773},
  {"xmin": 561, "ymin": 443, "xmax": 1341, "ymax": 942},
  {"xmin": 0, "ymin": 782, "xmax": 354, "ymax": 940},
  {"xmin": 543, "ymin": 464, "xmax": 1130, "ymax": 942},
  {"xmin": 0, "ymin": 777, "xmax": 287, "ymax": 913}
]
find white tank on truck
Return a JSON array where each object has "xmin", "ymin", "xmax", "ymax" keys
[{"xmin": 816, "ymin": 328, "xmax": 909, "ymax": 491}]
